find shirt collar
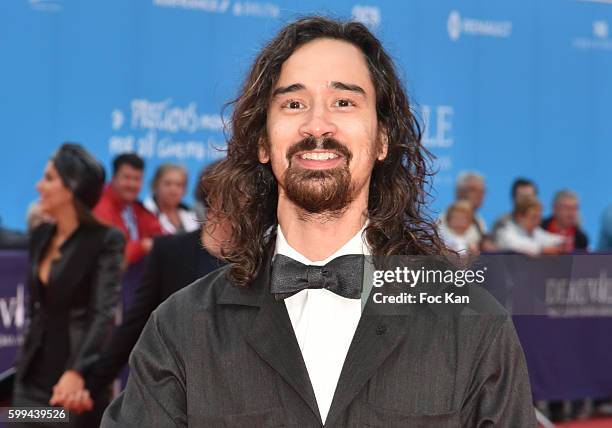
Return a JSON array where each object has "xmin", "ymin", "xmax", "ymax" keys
[{"xmin": 274, "ymin": 221, "xmax": 371, "ymax": 266}]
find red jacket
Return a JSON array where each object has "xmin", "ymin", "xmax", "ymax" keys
[{"xmin": 94, "ymin": 184, "xmax": 163, "ymax": 265}]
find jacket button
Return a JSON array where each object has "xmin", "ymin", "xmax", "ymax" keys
[
  {"xmin": 376, "ymin": 324, "xmax": 387, "ymax": 335},
  {"xmin": 34, "ymin": 302, "xmax": 41, "ymax": 310}
]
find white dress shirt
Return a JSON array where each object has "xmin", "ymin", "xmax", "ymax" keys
[{"xmin": 274, "ymin": 224, "xmax": 369, "ymax": 424}]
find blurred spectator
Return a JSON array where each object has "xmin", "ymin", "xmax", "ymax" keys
[
  {"xmin": 491, "ymin": 177, "xmax": 538, "ymax": 240},
  {"xmin": 13, "ymin": 144, "xmax": 124, "ymax": 427},
  {"xmin": 198, "ymin": 161, "xmax": 233, "ymax": 258},
  {"xmin": 439, "ymin": 200, "xmax": 479, "ymax": 254},
  {"xmin": 598, "ymin": 204, "xmax": 612, "ymax": 251},
  {"xmin": 495, "ymin": 196, "xmax": 565, "ymax": 256},
  {"xmin": 200, "ymin": 204, "xmax": 233, "ymax": 259},
  {"xmin": 143, "ymin": 163, "xmax": 199, "ymax": 234},
  {"xmin": 542, "ymin": 189, "xmax": 588, "ymax": 252},
  {"xmin": 0, "ymin": 217, "xmax": 27, "ymax": 249},
  {"xmin": 94, "ymin": 153, "xmax": 162, "ymax": 266},
  {"xmin": 438, "ymin": 172, "xmax": 487, "ymax": 249}
]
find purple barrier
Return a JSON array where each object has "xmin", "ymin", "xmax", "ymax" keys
[
  {"xmin": 0, "ymin": 251, "xmax": 28, "ymax": 372},
  {"xmin": 514, "ymin": 316, "xmax": 612, "ymax": 401},
  {"xmin": 476, "ymin": 254, "xmax": 612, "ymax": 400}
]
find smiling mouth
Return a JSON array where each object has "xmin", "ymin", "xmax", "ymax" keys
[
  {"xmin": 292, "ymin": 150, "xmax": 345, "ymax": 169},
  {"xmin": 298, "ymin": 151, "xmax": 340, "ymax": 160}
]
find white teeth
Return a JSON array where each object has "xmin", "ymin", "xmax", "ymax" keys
[{"xmin": 300, "ymin": 152, "xmax": 339, "ymax": 161}]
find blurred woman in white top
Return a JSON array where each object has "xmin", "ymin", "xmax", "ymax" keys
[
  {"xmin": 496, "ymin": 196, "xmax": 567, "ymax": 256},
  {"xmin": 144, "ymin": 164, "xmax": 199, "ymax": 234},
  {"xmin": 439, "ymin": 200, "xmax": 480, "ymax": 255}
]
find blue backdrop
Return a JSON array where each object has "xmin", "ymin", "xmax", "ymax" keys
[{"xmin": 1, "ymin": 0, "xmax": 611, "ymax": 243}]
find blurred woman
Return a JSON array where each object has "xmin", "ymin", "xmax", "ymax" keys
[
  {"xmin": 439, "ymin": 200, "xmax": 479, "ymax": 254},
  {"xmin": 495, "ymin": 196, "xmax": 565, "ymax": 256},
  {"xmin": 144, "ymin": 163, "xmax": 199, "ymax": 234},
  {"xmin": 13, "ymin": 144, "xmax": 124, "ymax": 427}
]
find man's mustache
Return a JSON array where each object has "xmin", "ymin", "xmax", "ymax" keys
[{"xmin": 286, "ymin": 136, "xmax": 352, "ymax": 163}]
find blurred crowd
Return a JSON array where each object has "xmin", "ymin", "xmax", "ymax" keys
[
  {"xmin": 437, "ymin": 171, "xmax": 611, "ymax": 256},
  {"xmin": 2, "ymin": 152, "xmax": 211, "ymax": 261},
  {"xmin": 1, "ymin": 152, "xmax": 611, "ymax": 259},
  {"xmin": 3, "ymin": 160, "xmax": 612, "ymax": 258}
]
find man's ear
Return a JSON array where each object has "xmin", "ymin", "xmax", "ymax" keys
[
  {"xmin": 377, "ymin": 128, "xmax": 389, "ymax": 161},
  {"xmin": 258, "ymin": 137, "xmax": 270, "ymax": 163}
]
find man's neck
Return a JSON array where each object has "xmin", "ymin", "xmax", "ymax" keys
[{"xmin": 277, "ymin": 195, "xmax": 368, "ymax": 262}]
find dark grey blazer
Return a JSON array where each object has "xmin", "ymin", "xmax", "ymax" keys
[{"xmin": 102, "ymin": 242, "xmax": 536, "ymax": 427}]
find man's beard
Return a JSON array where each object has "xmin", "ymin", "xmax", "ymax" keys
[{"xmin": 283, "ymin": 136, "xmax": 354, "ymax": 215}]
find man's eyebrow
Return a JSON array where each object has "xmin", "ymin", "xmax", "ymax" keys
[
  {"xmin": 330, "ymin": 81, "xmax": 366, "ymax": 95},
  {"xmin": 272, "ymin": 83, "xmax": 305, "ymax": 97}
]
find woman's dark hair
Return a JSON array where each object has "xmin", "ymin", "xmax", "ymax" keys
[
  {"xmin": 53, "ymin": 143, "xmax": 106, "ymax": 225},
  {"xmin": 204, "ymin": 16, "xmax": 445, "ymax": 287}
]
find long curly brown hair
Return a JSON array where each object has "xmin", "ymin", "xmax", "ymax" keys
[{"xmin": 203, "ymin": 16, "xmax": 445, "ymax": 287}]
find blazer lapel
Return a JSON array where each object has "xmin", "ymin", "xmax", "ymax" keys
[
  {"xmin": 30, "ymin": 225, "xmax": 54, "ymax": 279},
  {"xmin": 246, "ymin": 294, "xmax": 322, "ymax": 423},
  {"xmin": 218, "ymin": 238, "xmax": 322, "ymax": 423},
  {"xmin": 324, "ymin": 311, "xmax": 410, "ymax": 426},
  {"xmin": 48, "ymin": 227, "xmax": 98, "ymax": 300},
  {"xmin": 29, "ymin": 225, "xmax": 55, "ymax": 305}
]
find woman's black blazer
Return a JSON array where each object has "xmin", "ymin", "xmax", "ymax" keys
[{"xmin": 15, "ymin": 222, "xmax": 125, "ymax": 380}]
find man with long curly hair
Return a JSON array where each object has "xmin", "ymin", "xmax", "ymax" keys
[{"xmin": 102, "ymin": 16, "xmax": 536, "ymax": 427}]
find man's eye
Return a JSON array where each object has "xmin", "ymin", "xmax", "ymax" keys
[
  {"xmin": 334, "ymin": 99, "xmax": 354, "ymax": 108},
  {"xmin": 283, "ymin": 100, "xmax": 303, "ymax": 109}
]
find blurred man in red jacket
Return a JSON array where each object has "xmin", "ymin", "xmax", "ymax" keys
[{"xmin": 94, "ymin": 153, "xmax": 162, "ymax": 265}]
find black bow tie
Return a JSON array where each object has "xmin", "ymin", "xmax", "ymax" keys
[{"xmin": 270, "ymin": 254, "xmax": 365, "ymax": 300}]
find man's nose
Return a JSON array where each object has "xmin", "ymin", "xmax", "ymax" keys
[{"xmin": 299, "ymin": 107, "xmax": 337, "ymax": 139}]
